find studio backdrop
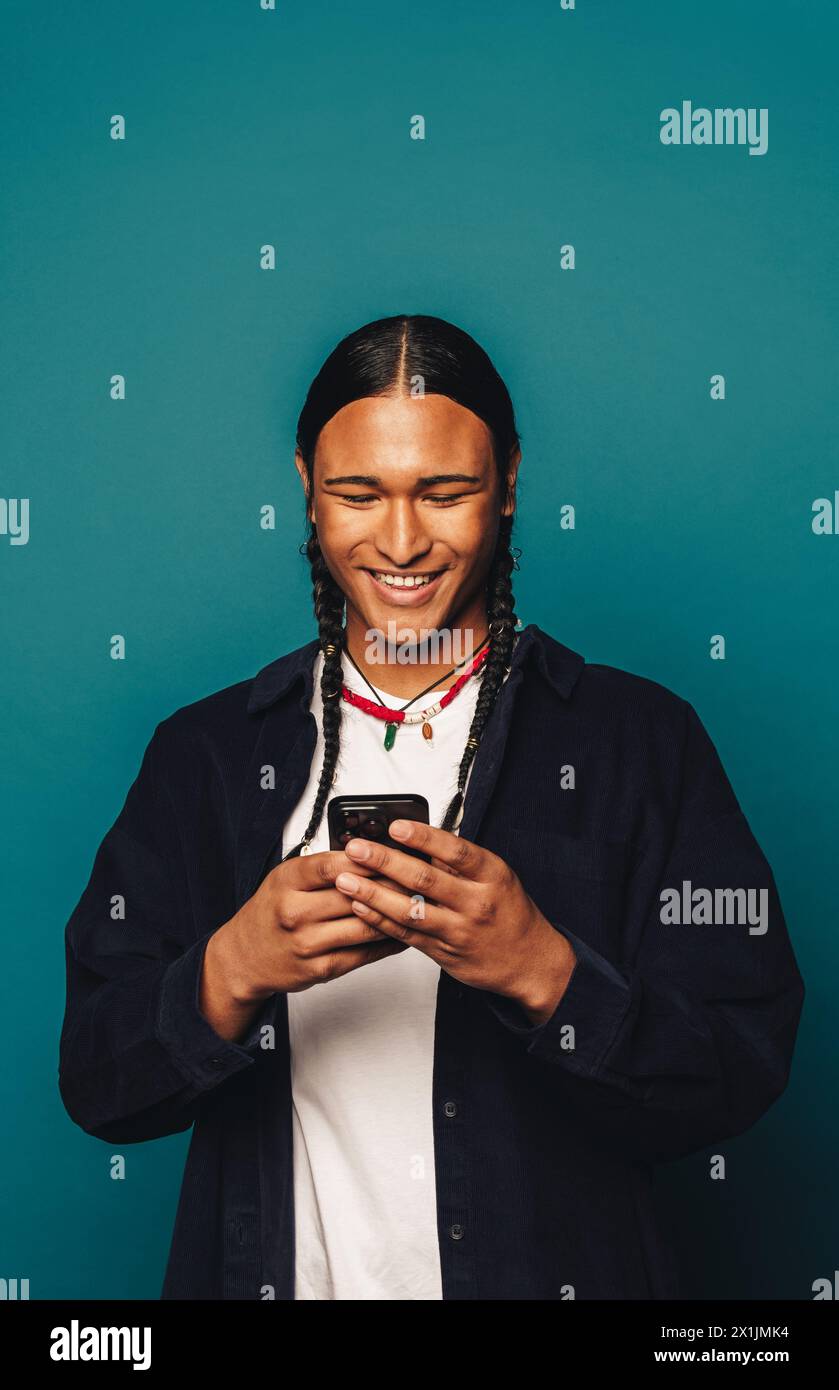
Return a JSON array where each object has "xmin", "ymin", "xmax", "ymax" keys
[{"xmin": 1, "ymin": 0, "xmax": 835, "ymax": 1299}]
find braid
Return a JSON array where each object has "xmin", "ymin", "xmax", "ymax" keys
[
  {"xmin": 439, "ymin": 512, "xmax": 518, "ymax": 832},
  {"xmin": 280, "ymin": 526, "xmax": 346, "ymax": 859}
]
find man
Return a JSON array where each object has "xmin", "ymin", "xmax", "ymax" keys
[{"xmin": 59, "ymin": 314, "xmax": 805, "ymax": 1299}]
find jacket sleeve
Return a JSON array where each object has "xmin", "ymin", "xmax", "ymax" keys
[
  {"xmin": 58, "ymin": 722, "xmax": 278, "ymax": 1145},
  {"xmin": 483, "ymin": 701, "xmax": 806, "ymax": 1165}
]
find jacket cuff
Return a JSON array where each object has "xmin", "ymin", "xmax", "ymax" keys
[
  {"xmin": 156, "ymin": 931, "xmax": 277, "ymax": 1089},
  {"xmin": 482, "ymin": 926, "xmax": 633, "ymax": 1075}
]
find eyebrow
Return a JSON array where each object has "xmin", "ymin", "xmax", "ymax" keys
[{"xmin": 322, "ymin": 473, "xmax": 483, "ymax": 487}]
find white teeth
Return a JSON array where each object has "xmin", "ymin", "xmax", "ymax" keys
[{"xmin": 373, "ymin": 571, "xmax": 438, "ymax": 588}]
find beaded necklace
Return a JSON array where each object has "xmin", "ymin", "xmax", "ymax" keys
[{"xmin": 337, "ymin": 633, "xmax": 491, "ymax": 750}]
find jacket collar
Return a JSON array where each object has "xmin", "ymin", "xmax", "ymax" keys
[{"xmin": 246, "ymin": 622, "xmax": 584, "ymax": 714}]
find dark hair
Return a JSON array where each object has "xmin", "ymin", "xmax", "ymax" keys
[{"xmin": 285, "ymin": 314, "xmax": 521, "ymax": 858}]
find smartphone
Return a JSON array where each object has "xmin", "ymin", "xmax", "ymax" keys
[{"xmin": 327, "ymin": 793, "xmax": 432, "ymax": 864}]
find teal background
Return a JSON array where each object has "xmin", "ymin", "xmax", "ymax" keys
[{"xmin": 1, "ymin": 0, "xmax": 835, "ymax": 1299}]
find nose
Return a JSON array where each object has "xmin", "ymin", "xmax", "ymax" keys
[{"xmin": 375, "ymin": 497, "xmax": 434, "ymax": 566}]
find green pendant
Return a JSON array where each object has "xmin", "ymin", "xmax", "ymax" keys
[{"xmin": 384, "ymin": 722, "xmax": 397, "ymax": 751}]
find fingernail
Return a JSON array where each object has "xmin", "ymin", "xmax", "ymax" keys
[
  {"xmin": 390, "ymin": 820, "xmax": 410, "ymax": 838},
  {"xmin": 336, "ymin": 872, "xmax": 360, "ymax": 892},
  {"xmin": 346, "ymin": 839, "xmax": 371, "ymax": 858}
]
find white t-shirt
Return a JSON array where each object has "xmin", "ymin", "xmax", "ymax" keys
[{"xmin": 282, "ymin": 645, "xmax": 489, "ymax": 1301}]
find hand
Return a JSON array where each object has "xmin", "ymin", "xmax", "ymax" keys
[
  {"xmin": 210, "ymin": 849, "xmax": 409, "ymax": 1006},
  {"xmin": 333, "ymin": 820, "xmax": 578, "ymax": 1025}
]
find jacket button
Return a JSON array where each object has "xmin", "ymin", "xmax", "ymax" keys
[
  {"xmin": 444, "ymin": 1101, "xmax": 458, "ymax": 1118},
  {"xmin": 449, "ymin": 1224, "xmax": 465, "ymax": 1241}
]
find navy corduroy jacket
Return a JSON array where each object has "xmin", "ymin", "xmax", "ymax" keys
[{"xmin": 58, "ymin": 623, "xmax": 805, "ymax": 1299}]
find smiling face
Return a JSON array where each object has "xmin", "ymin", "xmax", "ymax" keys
[{"xmin": 295, "ymin": 392, "xmax": 519, "ymax": 658}]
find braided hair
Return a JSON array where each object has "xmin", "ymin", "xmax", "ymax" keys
[{"xmin": 284, "ymin": 314, "xmax": 521, "ymax": 859}]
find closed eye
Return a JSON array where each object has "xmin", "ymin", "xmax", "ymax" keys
[{"xmin": 339, "ymin": 494, "xmax": 469, "ymax": 505}]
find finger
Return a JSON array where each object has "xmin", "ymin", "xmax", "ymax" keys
[
  {"xmin": 284, "ymin": 882, "xmax": 387, "ymax": 925},
  {"xmin": 275, "ymin": 850, "xmax": 399, "ymax": 898},
  {"xmin": 282, "ymin": 866, "xmax": 415, "ymax": 930},
  {"xmin": 285, "ymin": 849, "xmax": 382, "ymax": 890},
  {"xmin": 388, "ymin": 819, "xmax": 495, "ymax": 881},
  {"xmin": 295, "ymin": 914, "xmax": 395, "ymax": 955},
  {"xmin": 340, "ymin": 836, "xmax": 470, "ymax": 911},
  {"xmin": 368, "ymin": 874, "xmax": 417, "ymax": 897},
  {"xmin": 349, "ymin": 901, "xmax": 432, "ymax": 951},
  {"xmin": 319, "ymin": 938, "xmax": 409, "ymax": 981},
  {"xmin": 339, "ymin": 876, "xmax": 444, "ymax": 946}
]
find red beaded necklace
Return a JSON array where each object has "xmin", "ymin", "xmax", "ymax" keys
[{"xmin": 341, "ymin": 641, "xmax": 491, "ymax": 750}]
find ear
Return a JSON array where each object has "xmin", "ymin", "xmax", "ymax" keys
[
  {"xmin": 500, "ymin": 445, "xmax": 521, "ymax": 516},
  {"xmin": 295, "ymin": 449, "xmax": 315, "ymax": 525}
]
